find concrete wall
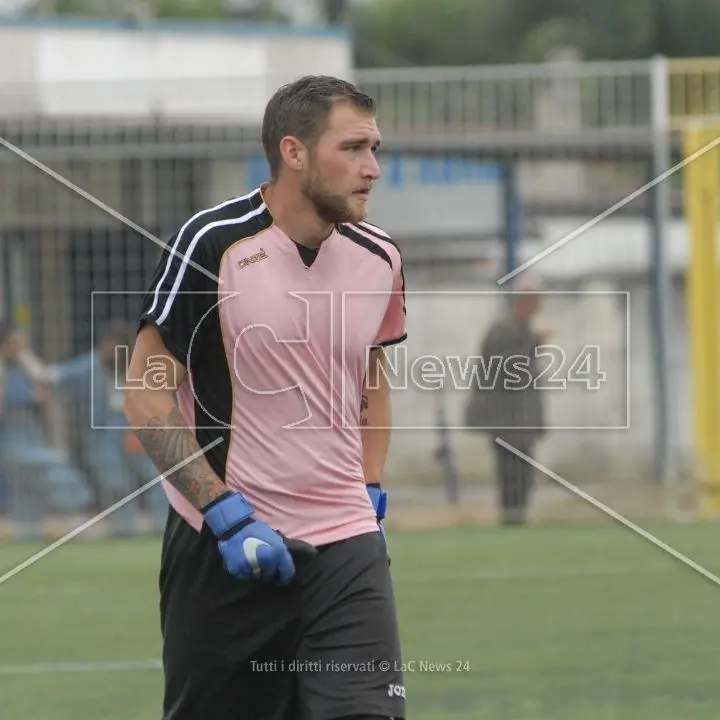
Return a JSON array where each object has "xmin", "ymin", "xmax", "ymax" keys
[{"xmin": 0, "ymin": 18, "xmax": 352, "ymax": 119}]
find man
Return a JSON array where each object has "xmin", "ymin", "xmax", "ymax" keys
[
  {"xmin": 124, "ymin": 75, "xmax": 407, "ymax": 720},
  {"xmin": 464, "ymin": 276, "xmax": 548, "ymax": 525},
  {"xmin": 0, "ymin": 319, "xmax": 90, "ymax": 537},
  {"xmin": 47, "ymin": 319, "xmax": 167, "ymax": 535}
]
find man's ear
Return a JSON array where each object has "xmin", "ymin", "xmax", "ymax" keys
[{"xmin": 278, "ymin": 136, "xmax": 308, "ymax": 173}]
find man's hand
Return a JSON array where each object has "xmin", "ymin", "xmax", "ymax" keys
[
  {"xmin": 202, "ymin": 491, "xmax": 297, "ymax": 584},
  {"xmin": 367, "ymin": 483, "xmax": 390, "ymax": 563}
]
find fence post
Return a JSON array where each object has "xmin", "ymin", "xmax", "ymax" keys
[
  {"xmin": 683, "ymin": 123, "xmax": 720, "ymax": 518},
  {"xmin": 649, "ymin": 54, "xmax": 675, "ymax": 490}
]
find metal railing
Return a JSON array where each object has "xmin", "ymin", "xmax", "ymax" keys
[
  {"xmin": 356, "ymin": 60, "xmax": 654, "ymax": 136},
  {"xmin": 668, "ymin": 57, "xmax": 720, "ymax": 128},
  {"xmin": 1, "ymin": 57, "xmax": 720, "ymax": 137}
]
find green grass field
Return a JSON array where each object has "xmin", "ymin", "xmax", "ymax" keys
[{"xmin": 1, "ymin": 520, "xmax": 720, "ymax": 719}]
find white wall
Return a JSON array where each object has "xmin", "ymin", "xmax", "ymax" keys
[{"xmin": 0, "ymin": 18, "xmax": 352, "ymax": 119}]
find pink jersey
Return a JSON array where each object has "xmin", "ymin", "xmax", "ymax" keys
[{"xmin": 139, "ymin": 187, "xmax": 407, "ymax": 546}]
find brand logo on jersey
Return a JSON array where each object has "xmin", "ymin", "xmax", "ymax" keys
[
  {"xmin": 238, "ymin": 248, "xmax": 269, "ymax": 269},
  {"xmin": 388, "ymin": 683, "xmax": 406, "ymax": 698}
]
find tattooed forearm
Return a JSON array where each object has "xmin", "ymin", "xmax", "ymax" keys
[
  {"xmin": 135, "ymin": 406, "xmax": 227, "ymax": 510},
  {"xmin": 360, "ymin": 393, "xmax": 369, "ymax": 426}
]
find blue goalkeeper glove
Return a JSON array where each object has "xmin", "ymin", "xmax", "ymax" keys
[
  {"xmin": 367, "ymin": 483, "xmax": 390, "ymax": 562},
  {"xmin": 202, "ymin": 491, "xmax": 315, "ymax": 584}
]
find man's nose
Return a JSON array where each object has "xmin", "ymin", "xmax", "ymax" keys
[{"xmin": 363, "ymin": 152, "xmax": 381, "ymax": 180}]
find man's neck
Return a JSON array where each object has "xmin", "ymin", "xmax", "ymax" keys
[{"xmin": 261, "ymin": 180, "xmax": 334, "ymax": 249}]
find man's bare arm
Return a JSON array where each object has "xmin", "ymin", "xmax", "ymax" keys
[
  {"xmin": 123, "ymin": 325, "xmax": 227, "ymax": 510},
  {"xmin": 360, "ymin": 347, "xmax": 393, "ymax": 485}
]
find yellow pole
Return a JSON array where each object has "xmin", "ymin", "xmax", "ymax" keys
[{"xmin": 683, "ymin": 124, "xmax": 720, "ymax": 517}]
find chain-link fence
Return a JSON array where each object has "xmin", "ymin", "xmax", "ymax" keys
[{"xmin": 0, "ymin": 61, "xmax": 693, "ymax": 540}]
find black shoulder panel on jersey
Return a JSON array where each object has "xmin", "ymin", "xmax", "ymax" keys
[
  {"xmin": 347, "ymin": 222, "xmax": 407, "ymax": 319},
  {"xmin": 350, "ymin": 221, "xmax": 400, "ymax": 252},
  {"xmin": 337, "ymin": 223, "xmax": 393, "ymax": 270},
  {"xmin": 139, "ymin": 187, "xmax": 272, "ymax": 376},
  {"xmin": 178, "ymin": 188, "xmax": 274, "ymax": 278}
]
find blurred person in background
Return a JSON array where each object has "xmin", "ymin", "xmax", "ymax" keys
[
  {"xmin": 465, "ymin": 276, "xmax": 549, "ymax": 526},
  {"xmin": 0, "ymin": 318, "xmax": 90, "ymax": 539},
  {"xmin": 46, "ymin": 319, "xmax": 168, "ymax": 536}
]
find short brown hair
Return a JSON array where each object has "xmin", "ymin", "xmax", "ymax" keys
[{"xmin": 261, "ymin": 75, "xmax": 376, "ymax": 178}]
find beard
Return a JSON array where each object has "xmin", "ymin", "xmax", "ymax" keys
[{"xmin": 301, "ymin": 168, "xmax": 366, "ymax": 225}]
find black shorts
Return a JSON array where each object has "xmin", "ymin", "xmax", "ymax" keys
[{"xmin": 159, "ymin": 508, "xmax": 406, "ymax": 720}]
